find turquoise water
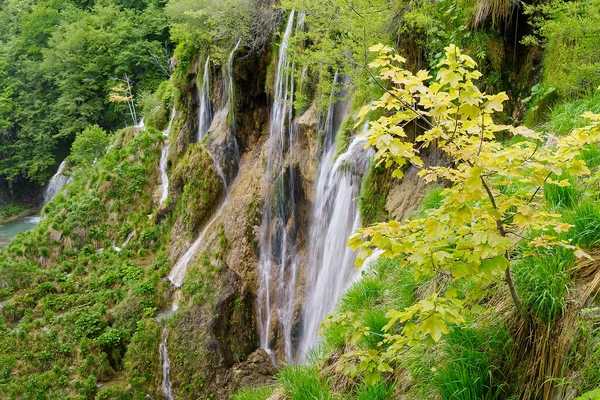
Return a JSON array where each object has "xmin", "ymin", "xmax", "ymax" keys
[{"xmin": 0, "ymin": 216, "xmax": 40, "ymax": 249}]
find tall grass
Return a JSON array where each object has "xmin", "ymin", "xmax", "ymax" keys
[
  {"xmin": 540, "ymin": 93, "xmax": 600, "ymax": 136},
  {"xmin": 354, "ymin": 380, "xmax": 395, "ymax": 400},
  {"xmin": 544, "ymin": 174, "xmax": 580, "ymax": 209},
  {"xmin": 416, "ymin": 186, "xmax": 445, "ymax": 217},
  {"xmin": 564, "ymin": 200, "xmax": 600, "ymax": 248},
  {"xmin": 278, "ymin": 365, "xmax": 333, "ymax": 400},
  {"xmin": 436, "ymin": 327, "xmax": 511, "ymax": 400},
  {"xmin": 513, "ymin": 247, "xmax": 574, "ymax": 322}
]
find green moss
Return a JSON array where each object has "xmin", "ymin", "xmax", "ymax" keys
[
  {"xmin": 539, "ymin": 0, "xmax": 600, "ymax": 99},
  {"xmin": 171, "ymin": 144, "xmax": 223, "ymax": 233},
  {"xmin": 359, "ymin": 164, "xmax": 393, "ymax": 226},
  {"xmin": 141, "ymin": 80, "xmax": 174, "ymax": 132}
]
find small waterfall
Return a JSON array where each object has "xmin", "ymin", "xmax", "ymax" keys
[
  {"xmin": 168, "ymin": 169, "xmax": 243, "ymax": 287},
  {"xmin": 197, "ymin": 56, "xmax": 213, "ymax": 142},
  {"xmin": 224, "ymin": 38, "xmax": 242, "ymax": 169},
  {"xmin": 199, "ymin": 40, "xmax": 241, "ymax": 188},
  {"xmin": 168, "ymin": 40, "xmax": 245, "ymax": 288},
  {"xmin": 298, "ymin": 131, "xmax": 373, "ymax": 360},
  {"xmin": 159, "ymin": 109, "xmax": 176, "ymax": 206},
  {"xmin": 43, "ymin": 160, "xmax": 69, "ymax": 204},
  {"xmin": 135, "ymin": 118, "xmax": 145, "ymax": 129},
  {"xmin": 159, "ymin": 327, "xmax": 174, "ymax": 400},
  {"xmin": 257, "ymin": 10, "xmax": 298, "ymax": 362}
]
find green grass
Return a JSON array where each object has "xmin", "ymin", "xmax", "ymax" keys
[
  {"xmin": 360, "ymin": 308, "xmax": 388, "ymax": 349},
  {"xmin": 580, "ymin": 144, "xmax": 600, "ymax": 170},
  {"xmin": 544, "ymin": 174, "xmax": 580, "ymax": 209},
  {"xmin": 415, "ymin": 186, "xmax": 445, "ymax": 217},
  {"xmin": 354, "ymin": 380, "xmax": 395, "ymax": 400},
  {"xmin": 231, "ymin": 386, "xmax": 274, "ymax": 400},
  {"xmin": 339, "ymin": 277, "xmax": 385, "ymax": 312},
  {"xmin": 540, "ymin": 93, "xmax": 600, "ymax": 136},
  {"xmin": 513, "ymin": 247, "xmax": 574, "ymax": 322},
  {"xmin": 278, "ymin": 365, "xmax": 333, "ymax": 400},
  {"xmin": 564, "ymin": 200, "xmax": 600, "ymax": 248},
  {"xmin": 436, "ymin": 327, "xmax": 511, "ymax": 400}
]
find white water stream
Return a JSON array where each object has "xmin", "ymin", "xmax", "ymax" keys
[
  {"xmin": 257, "ymin": 10, "xmax": 299, "ymax": 362},
  {"xmin": 159, "ymin": 108, "xmax": 176, "ymax": 206},
  {"xmin": 197, "ymin": 56, "xmax": 213, "ymax": 142},
  {"xmin": 298, "ymin": 129, "xmax": 373, "ymax": 360},
  {"xmin": 159, "ymin": 327, "xmax": 174, "ymax": 400},
  {"xmin": 43, "ymin": 160, "xmax": 69, "ymax": 204}
]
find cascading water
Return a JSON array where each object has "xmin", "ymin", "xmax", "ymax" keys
[
  {"xmin": 198, "ymin": 40, "xmax": 241, "ymax": 188},
  {"xmin": 168, "ymin": 40, "xmax": 245, "ymax": 287},
  {"xmin": 159, "ymin": 108, "xmax": 176, "ymax": 206},
  {"xmin": 224, "ymin": 38, "xmax": 242, "ymax": 168},
  {"xmin": 197, "ymin": 56, "xmax": 213, "ymax": 142},
  {"xmin": 257, "ymin": 10, "xmax": 299, "ymax": 362},
  {"xmin": 43, "ymin": 160, "xmax": 69, "ymax": 204},
  {"xmin": 297, "ymin": 127, "xmax": 374, "ymax": 361},
  {"xmin": 159, "ymin": 327, "xmax": 174, "ymax": 400}
]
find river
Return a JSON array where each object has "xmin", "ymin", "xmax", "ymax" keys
[{"xmin": 0, "ymin": 216, "xmax": 40, "ymax": 249}]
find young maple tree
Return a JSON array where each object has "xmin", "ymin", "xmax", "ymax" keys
[{"xmin": 338, "ymin": 43, "xmax": 600, "ymax": 383}]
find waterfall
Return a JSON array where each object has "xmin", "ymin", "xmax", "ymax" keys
[
  {"xmin": 197, "ymin": 56, "xmax": 213, "ymax": 142},
  {"xmin": 257, "ymin": 10, "xmax": 298, "ymax": 362},
  {"xmin": 297, "ymin": 130, "xmax": 373, "ymax": 361},
  {"xmin": 43, "ymin": 160, "xmax": 69, "ymax": 204},
  {"xmin": 168, "ymin": 40, "xmax": 245, "ymax": 288},
  {"xmin": 224, "ymin": 37, "xmax": 242, "ymax": 169},
  {"xmin": 159, "ymin": 327, "xmax": 174, "ymax": 400},
  {"xmin": 199, "ymin": 39, "xmax": 241, "ymax": 188},
  {"xmin": 135, "ymin": 118, "xmax": 145, "ymax": 129},
  {"xmin": 159, "ymin": 108, "xmax": 176, "ymax": 206}
]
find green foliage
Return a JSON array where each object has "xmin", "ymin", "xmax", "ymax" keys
[
  {"xmin": 278, "ymin": 364, "xmax": 334, "ymax": 400},
  {"xmin": 0, "ymin": 0, "xmax": 168, "ymax": 185},
  {"xmin": 340, "ymin": 43, "xmax": 600, "ymax": 385},
  {"xmin": 0, "ymin": 204, "xmax": 27, "ymax": 222},
  {"xmin": 69, "ymin": 125, "xmax": 110, "ymax": 167},
  {"xmin": 0, "ymin": 128, "xmax": 167, "ymax": 398},
  {"xmin": 354, "ymin": 381, "xmax": 395, "ymax": 400}
]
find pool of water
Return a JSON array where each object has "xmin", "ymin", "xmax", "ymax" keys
[{"xmin": 0, "ymin": 216, "xmax": 40, "ymax": 249}]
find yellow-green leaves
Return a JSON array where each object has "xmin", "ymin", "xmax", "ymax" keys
[{"xmin": 337, "ymin": 43, "xmax": 600, "ymax": 386}]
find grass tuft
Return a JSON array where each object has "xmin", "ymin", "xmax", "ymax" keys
[
  {"xmin": 278, "ymin": 364, "xmax": 333, "ymax": 400},
  {"xmin": 513, "ymin": 247, "xmax": 574, "ymax": 322}
]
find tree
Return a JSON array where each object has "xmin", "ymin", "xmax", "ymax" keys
[
  {"xmin": 68, "ymin": 125, "xmax": 109, "ymax": 166},
  {"xmin": 340, "ymin": 43, "xmax": 600, "ymax": 383}
]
